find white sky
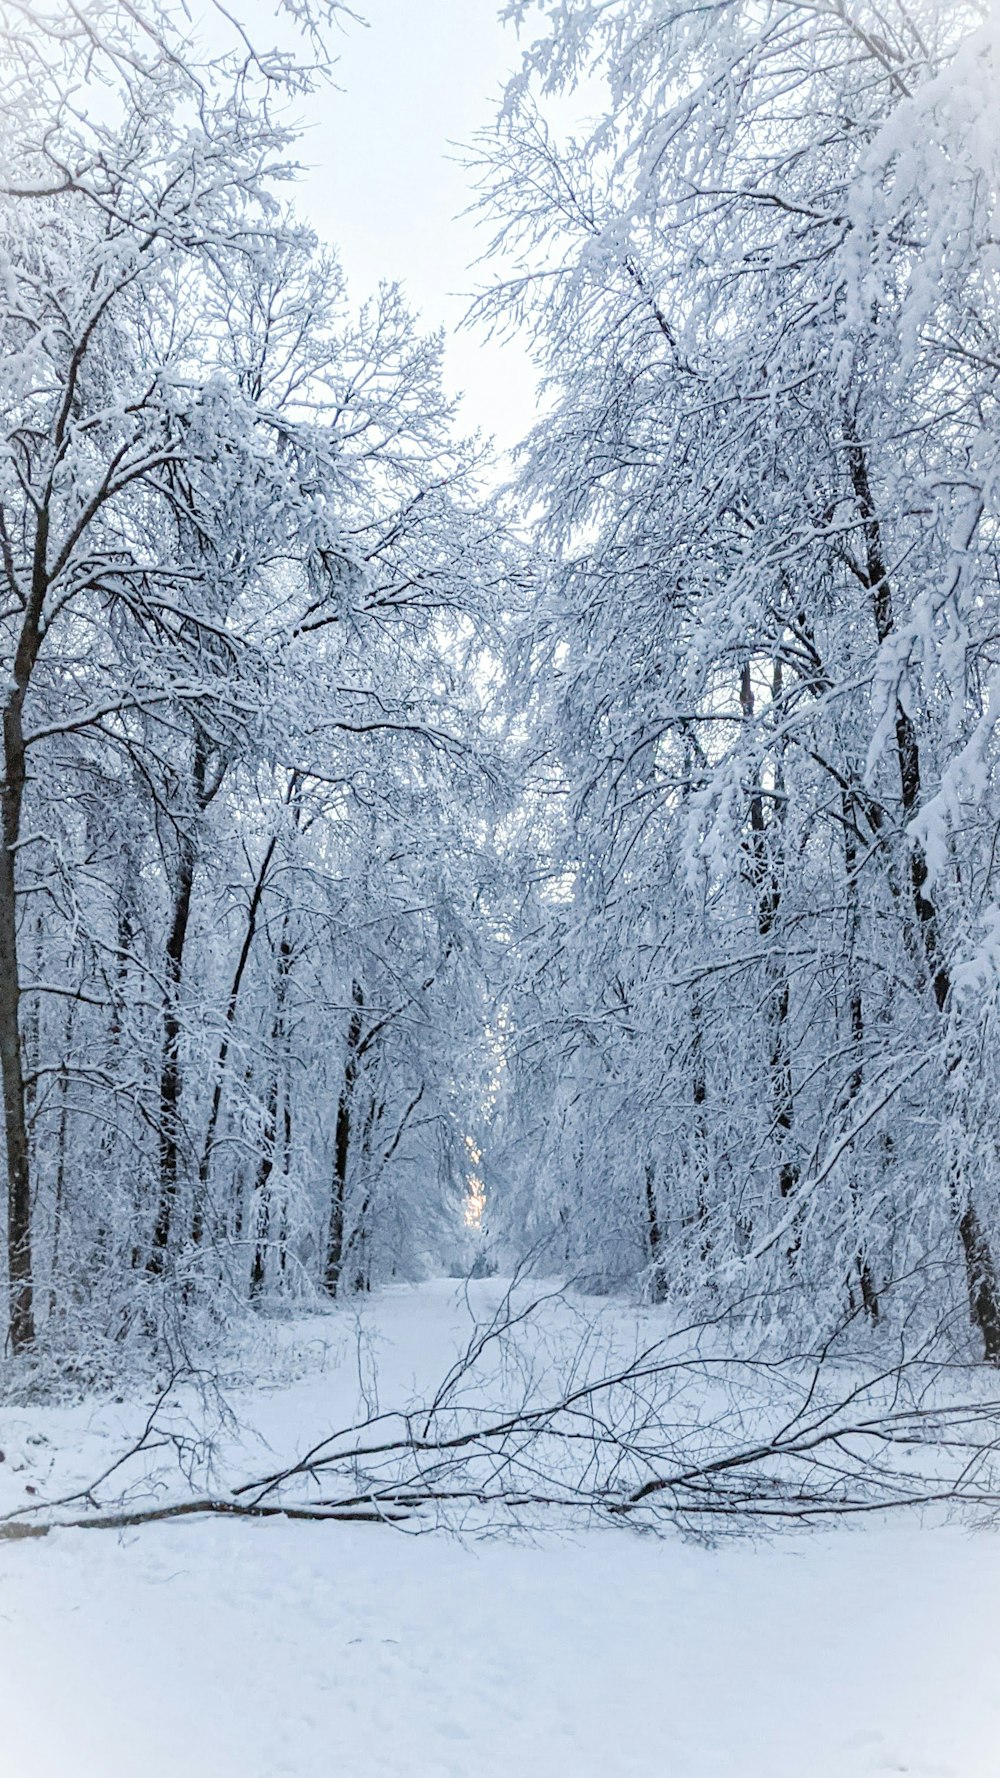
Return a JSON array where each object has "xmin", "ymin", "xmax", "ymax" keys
[{"xmin": 276, "ymin": 0, "xmax": 544, "ymax": 451}]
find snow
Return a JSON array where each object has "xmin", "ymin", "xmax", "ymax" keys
[
  {"xmin": 1, "ymin": 1282, "xmax": 999, "ymax": 1778},
  {"xmin": 4, "ymin": 1514, "xmax": 999, "ymax": 1777}
]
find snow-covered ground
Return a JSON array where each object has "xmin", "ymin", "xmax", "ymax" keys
[{"xmin": 1, "ymin": 1281, "xmax": 998, "ymax": 1778}]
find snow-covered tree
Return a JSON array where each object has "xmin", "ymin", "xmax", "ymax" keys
[
  {"xmin": 481, "ymin": 0, "xmax": 1000, "ymax": 1355},
  {"xmin": 0, "ymin": 0, "xmax": 505, "ymax": 1352}
]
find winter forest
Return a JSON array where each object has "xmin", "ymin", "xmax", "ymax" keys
[{"xmin": 4, "ymin": 2, "xmax": 1000, "ymax": 1773}]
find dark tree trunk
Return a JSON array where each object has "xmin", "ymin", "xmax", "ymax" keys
[
  {"xmin": 250, "ymin": 922, "xmax": 293, "ymax": 1296},
  {"xmin": 48, "ymin": 1001, "xmax": 76, "ymax": 1318},
  {"xmin": 149, "ymin": 736, "xmax": 208, "ymax": 1274},
  {"xmin": 846, "ymin": 415, "xmax": 999, "ymax": 1358},
  {"xmin": 689, "ymin": 1002, "xmax": 712, "ymax": 1268},
  {"xmin": 644, "ymin": 1161, "xmax": 666, "ymax": 1302},
  {"xmin": 0, "ymin": 827, "xmax": 32, "ymax": 1350},
  {"xmin": 0, "ymin": 507, "xmax": 49, "ymax": 1350},
  {"xmin": 324, "ymin": 980, "xmax": 365, "ymax": 1298},
  {"xmin": 339, "ymin": 1088, "xmax": 383, "ymax": 1296},
  {"xmin": 958, "ymin": 1206, "xmax": 1000, "ymax": 1360},
  {"xmin": 195, "ymin": 827, "xmax": 281, "ymax": 1244},
  {"xmin": 842, "ymin": 801, "xmax": 880, "ymax": 1323},
  {"xmin": 248, "ymin": 1079, "xmax": 277, "ymax": 1298},
  {"xmin": 741, "ymin": 660, "xmax": 798, "ymax": 1241}
]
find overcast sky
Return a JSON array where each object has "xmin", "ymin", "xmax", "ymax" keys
[{"xmin": 275, "ymin": 0, "xmax": 543, "ymax": 451}]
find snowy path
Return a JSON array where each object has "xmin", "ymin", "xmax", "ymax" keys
[
  {"xmin": 2, "ymin": 1503, "xmax": 998, "ymax": 1774},
  {"xmin": 1, "ymin": 1282, "xmax": 998, "ymax": 1776}
]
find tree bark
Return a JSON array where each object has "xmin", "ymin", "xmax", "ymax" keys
[
  {"xmin": 48, "ymin": 999, "xmax": 76, "ymax": 1319},
  {"xmin": 250, "ymin": 921, "xmax": 293, "ymax": 1296},
  {"xmin": 842, "ymin": 800, "xmax": 880, "ymax": 1323},
  {"xmin": 324, "ymin": 980, "xmax": 365, "ymax": 1298},
  {"xmin": 689, "ymin": 1000, "xmax": 712, "ymax": 1269},
  {"xmin": 846, "ymin": 415, "xmax": 999, "ymax": 1358},
  {"xmin": 0, "ymin": 506, "xmax": 49, "ymax": 1349},
  {"xmin": 644, "ymin": 1161, "xmax": 667, "ymax": 1302},
  {"xmin": 194, "ymin": 828, "xmax": 281, "ymax": 1244},
  {"xmin": 148, "ymin": 736, "xmax": 208, "ymax": 1273},
  {"xmin": 741, "ymin": 660, "xmax": 798, "ymax": 1234}
]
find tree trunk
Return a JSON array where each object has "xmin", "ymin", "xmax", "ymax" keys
[
  {"xmin": 148, "ymin": 736, "xmax": 208, "ymax": 1274},
  {"xmin": 195, "ymin": 828, "xmax": 280, "ymax": 1243},
  {"xmin": 48, "ymin": 999, "xmax": 76, "ymax": 1320},
  {"xmin": 689, "ymin": 1000, "xmax": 712, "ymax": 1269},
  {"xmin": 324, "ymin": 980, "xmax": 364, "ymax": 1298},
  {"xmin": 741, "ymin": 660, "xmax": 798, "ymax": 1237},
  {"xmin": 846, "ymin": 415, "xmax": 999, "ymax": 1357},
  {"xmin": 644, "ymin": 1161, "xmax": 667, "ymax": 1302},
  {"xmin": 0, "ymin": 509, "xmax": 48, "ymax": 1350},
  {"xmin": 342, "ymin": 1090, "xmax": 382, "ymax": 1295},
  {"xmin": 250, "ymin": 921, "xmax": 293, "ymax": 1296},
  {"xmin": 842, "ymin": 800, "xmax": 880, "ymax": 1323},
  {"xmin": 958, "ymin": 1207, "xmax": 1000, "ymax": 1361},
  {"xmin": 248, "ymin": 1076, "xmax": 277, "ymax": 1297}
]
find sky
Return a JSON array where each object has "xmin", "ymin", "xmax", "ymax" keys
[{"xmin": 264, "ymin": 0, "xmax": 546, "ymax": 451}]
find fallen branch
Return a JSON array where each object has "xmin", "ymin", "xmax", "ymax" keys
[
  {"xmin": 6, "ymin": 1282, "xmax": 1000, "ymax": 1539},
  {"xmin": 0, "ymin": 1498, "xmax": 411, "ymax": 1540}
]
